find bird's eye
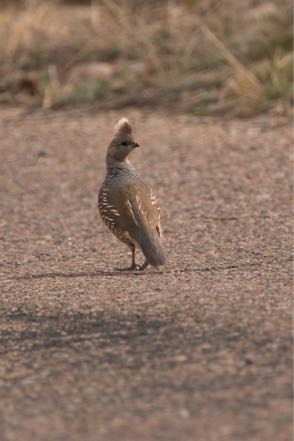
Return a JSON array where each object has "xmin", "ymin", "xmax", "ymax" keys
[{"xmin": 121, "ymin": 141, "xmax": 128, "ymax": 146}]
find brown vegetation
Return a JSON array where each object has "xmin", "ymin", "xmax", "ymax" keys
[{"xmin": 0, "ymin": 0, "xmax": 292, "ymax": 115}]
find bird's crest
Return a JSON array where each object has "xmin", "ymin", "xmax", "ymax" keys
[{"xmin": 115, "ymin": 117, "xmax": 132, "ymax": 134}]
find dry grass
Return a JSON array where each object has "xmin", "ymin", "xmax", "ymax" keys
[{"xmin": 0, "ymin": 0, "xmax": 292, "ymax": 115}]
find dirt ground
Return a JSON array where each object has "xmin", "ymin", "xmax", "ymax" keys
[{"xmin": 0, "ymin": 107, "xmax": 292, "ymax": 441}]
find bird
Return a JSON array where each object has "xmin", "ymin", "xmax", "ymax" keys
[{"xmin": 98, "ymin": 117, "xmax": 166, "ymax": 271}]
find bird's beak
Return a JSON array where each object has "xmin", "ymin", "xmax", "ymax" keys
[{"xmin": 133, "ymin": 142, "xmax": 140, "ymax": 148}]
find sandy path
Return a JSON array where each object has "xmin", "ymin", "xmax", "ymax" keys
[{"xmin": 0, "ymin": 108, "xmax": 292, "ymax": 441}]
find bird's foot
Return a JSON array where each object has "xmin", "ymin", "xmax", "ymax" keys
[
  {"xmin": 138, "ymin": 260, "xmax": 149, "ymax": 271},
  {"xmin": 116, "ymin": 264, "xmax": 141, "ymax": 271}
]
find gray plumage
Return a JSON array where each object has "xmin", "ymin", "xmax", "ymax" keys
[{"xmin": 98, "ymin": 118, "xmax": 166, "ymax": 270}]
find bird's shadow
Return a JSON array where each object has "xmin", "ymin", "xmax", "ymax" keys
[{"xmin": 15, "ymin": 268, "xmax": 164, "ymax": 281}]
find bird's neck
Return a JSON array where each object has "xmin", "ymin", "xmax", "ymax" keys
[{"xmin": 106, "ymin": 158, "xmax": 134, "ymax": 174}]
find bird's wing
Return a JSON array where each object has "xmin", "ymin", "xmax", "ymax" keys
[
  {"xmin": 100, "ymin": 182, "xmax": 161, "ymax": 235},
  {"xmin": 129, "ymin": 182, "xmax": 161, "ymax": 231},
  {"xmin": 100, "ymin": 182, "xmax": 166, "ymax": 266}
]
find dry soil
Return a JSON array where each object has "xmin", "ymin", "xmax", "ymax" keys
[{"xmin": 0, "ymin": 108, "xmax": 292, "ymax": 441}]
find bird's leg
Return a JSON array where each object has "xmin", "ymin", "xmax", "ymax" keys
[
  {"xmin": 139, "ymin": 259, "xmax": 149, "ymax": 271},
  {"xmin": 117, "ymin": 244, "xmax": 140, "ymax": 271},
  {"xmin": 129, "ymin": 246, "xmax": 139, "ymax": 270}
]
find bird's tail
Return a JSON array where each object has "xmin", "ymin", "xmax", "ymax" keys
[{"xmin": 132, "ymin": 227, "xmax": 166, "ymax": 267}]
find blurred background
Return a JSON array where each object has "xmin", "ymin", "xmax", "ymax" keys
[{"xmin": 0, "ymin": 0, "xmax": 292, "ymax": 116}]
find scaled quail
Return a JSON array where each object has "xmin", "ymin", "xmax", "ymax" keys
[{"xmin": 98, "ymin": 118, "xmax": 166, "ymax": 270}]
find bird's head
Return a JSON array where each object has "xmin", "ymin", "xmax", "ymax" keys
[{"xmin": 106, "ymin": 118, "xmax": 140, "ymax": 163}]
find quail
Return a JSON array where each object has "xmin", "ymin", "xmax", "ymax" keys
[{"xmin": 98, "ymin": 118, "xmax": 166, "ymax": 270}]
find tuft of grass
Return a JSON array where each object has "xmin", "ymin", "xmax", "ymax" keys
[
  {"xmin": 197, "ymin": 20, "xmax": 264, "ymax": 115},
  {"xmin": 254, "ymin": 52, "xmax": 293, "ymax": 102}
]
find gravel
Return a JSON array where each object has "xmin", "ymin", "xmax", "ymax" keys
[{"xmin": 0, "ymin": 108, "xmax": 292, "ymax": 441}]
